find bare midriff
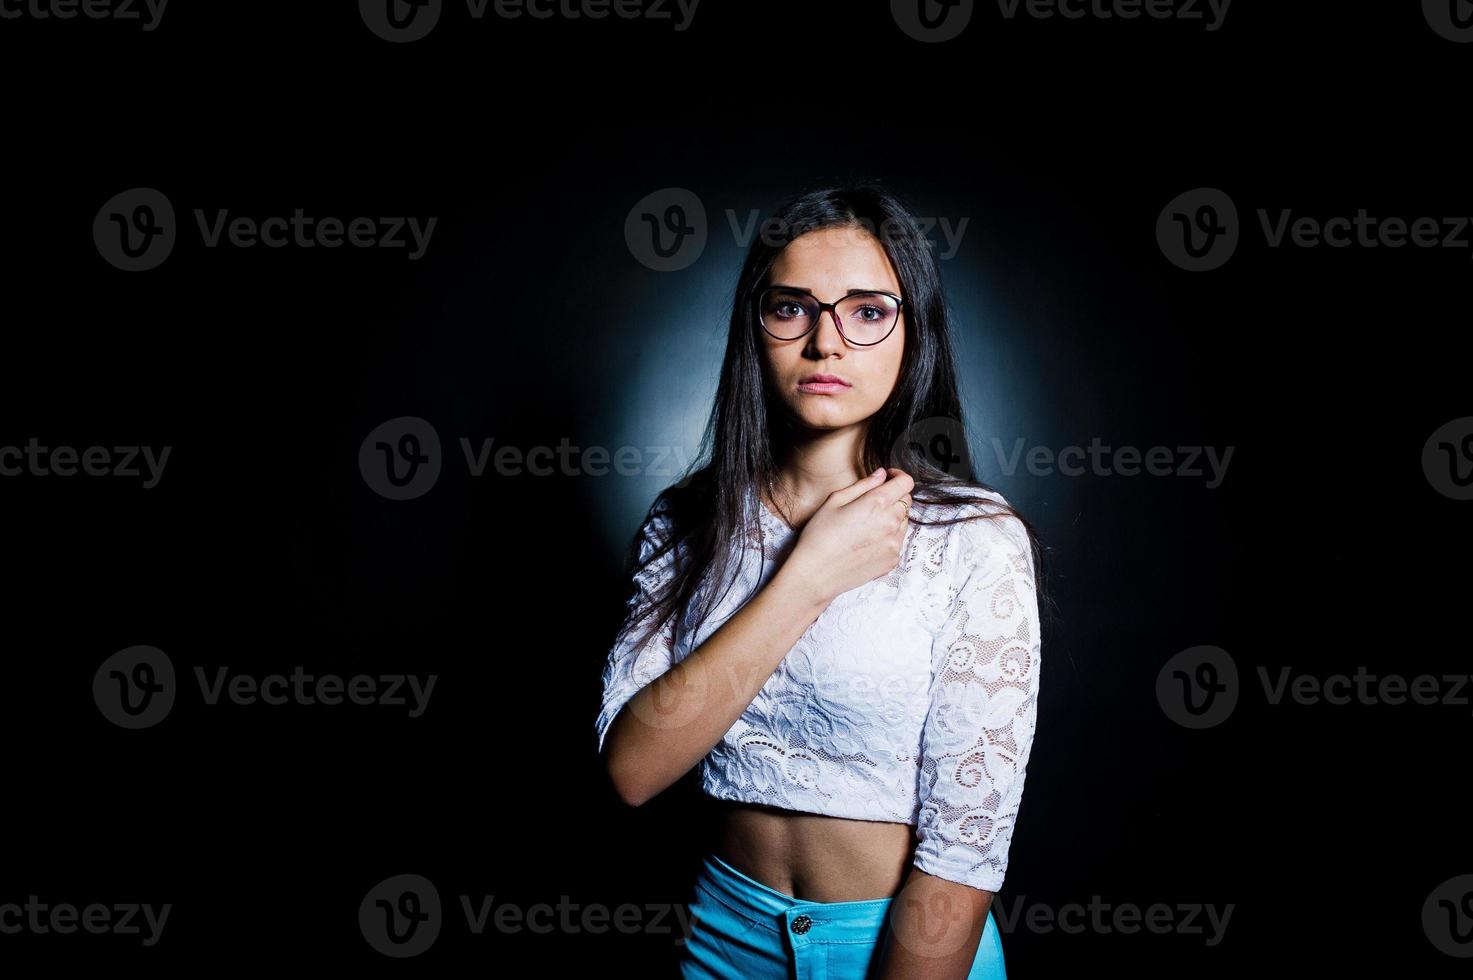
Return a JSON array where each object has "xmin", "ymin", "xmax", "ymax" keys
[
  {"xmin": 714, "ymin": 799, "xmax": 919, "ymax": 904},
  {"xmin": 718, "ymin": 487, "xmax": 919, "ymax": 903}
]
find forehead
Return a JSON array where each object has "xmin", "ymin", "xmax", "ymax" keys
[{"xmin": 769, "ymin": 225, "xmax": 901, "ymax": 294}]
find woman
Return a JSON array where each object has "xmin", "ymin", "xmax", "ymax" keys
[{"xmin": 596, "ymin": 183, "xmax": 1045, "ymax": 978}]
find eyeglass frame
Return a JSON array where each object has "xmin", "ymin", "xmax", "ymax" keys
[{"xmin": 755, "ymin": 285, "xmax": 906, "ymax": 347}]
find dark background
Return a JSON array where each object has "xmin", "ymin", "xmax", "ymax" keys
[{"xmin": 2, "ymin": 1, "xmax": 1469, "ymax": 974}]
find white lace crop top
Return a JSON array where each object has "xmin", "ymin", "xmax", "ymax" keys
[{"xmin": 595, "ymin": 481, "xmax": 1041, "ymax": 893}]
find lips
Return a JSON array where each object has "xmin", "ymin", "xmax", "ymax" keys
[{"xmin": 798, "ymin": 374, "xmax": 851, "ymax": 386}]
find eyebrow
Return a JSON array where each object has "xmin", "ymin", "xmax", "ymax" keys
[{"xmin": 766, "ymin": 284, "xmax": 895, "ymax": 297}]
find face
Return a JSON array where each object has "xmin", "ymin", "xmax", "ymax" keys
[{"xmin": 757, "ymin": 225, "xmax": 906, "ymax": 432}]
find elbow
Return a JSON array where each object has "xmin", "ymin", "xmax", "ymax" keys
[
  {"xmin": 608, "ymin": 760, "xmax": 651, "ymax": 808},
  {"xmin": 614, "ymin": 782, "xmax": 653, "ymax": 808},
  {"xmin": 602, "ymin": 742, "xmax": 655, "ymax": 808},
  {"xmin": 600, "ymin": 705, "xmax": 680, "ymax": 807}
]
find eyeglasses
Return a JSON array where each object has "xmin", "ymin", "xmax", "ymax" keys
[{"xmin": 756, "ymin": 286, "xmax": 904, "ymax": 346}]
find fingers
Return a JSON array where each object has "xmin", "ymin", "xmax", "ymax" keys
[
  {"xmin": 830, "ymin": 466, "xmax": 889, "ymax": 506},
  {"xmin": 892, "ymin": 500, "xmax": 909, "ymax": 550},
  {"xmin": 884, "ymin": 468, "xmax": 916, "ymax": 498},
  {"xmin": 858, "ymin": 467, "xmax": 914, "ymax": 511}
]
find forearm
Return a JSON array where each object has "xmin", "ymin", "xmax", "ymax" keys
[
  {"xmin": 603, "ymin": 560, "xmax": 831, "ymax": 806},
  {"xmin": 874, "ymin": 866, "xmax": 990, "ymax": 980}
]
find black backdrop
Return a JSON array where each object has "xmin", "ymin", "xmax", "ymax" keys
[{"xmin": 2, "ymin": 1, "xmax": 1470, "ymax": 975}]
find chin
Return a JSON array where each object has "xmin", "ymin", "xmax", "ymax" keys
[{"xmin": 793, "ymin": 406, "xmax": 865, "ymax": 428}]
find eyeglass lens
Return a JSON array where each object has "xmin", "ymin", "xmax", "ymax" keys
[{"xmin": 759, "ymin": 288, "xmax": 900, "ymax": 344}]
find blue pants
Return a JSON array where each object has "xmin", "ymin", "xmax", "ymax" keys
[{"xmin": 679, "ymin": 852, "xmax": 1007, "ymax": 979}]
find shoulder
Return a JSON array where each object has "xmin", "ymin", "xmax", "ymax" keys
[
  {"xmin": 644, "ymin": 492, "xmax": 675, "ymax": 530},
  {"xmin": 635, "ymin": 493, "xmax": 678, "ymax": 555},
  {"xmin": 922, "ymin": 488, "xmax": 1033, "ymax": 579},
  {"xmin": 631, "ymin": 490, "xmax": 692, "ymax": 581}
]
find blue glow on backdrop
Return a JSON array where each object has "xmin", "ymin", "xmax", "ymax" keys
[{"xmin": 588, "ymin": 198, "xmax": 1064, "ymax": 567}]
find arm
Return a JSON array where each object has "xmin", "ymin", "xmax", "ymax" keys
[
  {"xmin": 595, "ymin": 497, "xmax": 837, "ymax": 807},
  {"xmin": 875, "ymin": 504, "xmax": 1042, "ymax": 978},
  {"xmin": 600, "ymin": 554, "xmax": 832, "ymax": 807},
  {"xmin": 597, "ymin": 469, "xmax": 914, "ymax": 807},
  {"xmin": 875, "ymin": 866, "xmax": 993, "ymax": 979}
]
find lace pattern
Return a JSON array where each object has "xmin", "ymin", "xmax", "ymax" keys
[
  {"xmin": 595, "ymin": 484, "xmax": 1041, "ymax": 893},
  {"xmin": 912, "ymin": 504, "xmax": 1040, "ymax": 892},
  {"xmin": 594, "ymin": 496, "xmax": 680, "ymax": 751}
]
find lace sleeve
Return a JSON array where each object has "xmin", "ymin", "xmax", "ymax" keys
[
  {"xmin": 595, "ymin": 497, "xmax": 681, "ymax": 754},
  {"xmin": 913, "ymin": 502, "xmax": 1041, "ymax": 893}
]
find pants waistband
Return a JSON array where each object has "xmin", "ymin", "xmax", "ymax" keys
[{"xmin": 697, "ymin": 852, "xmax": 894, "ymax": 941}]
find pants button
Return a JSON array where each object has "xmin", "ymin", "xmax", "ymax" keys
[{"xmin": 791, "ymin": 913, "xmax": 812, "ymax": 935}]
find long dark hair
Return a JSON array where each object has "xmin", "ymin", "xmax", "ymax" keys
[{"xmin": 618, "ymin": 181, "xmax": 1053, "ymax": 653}]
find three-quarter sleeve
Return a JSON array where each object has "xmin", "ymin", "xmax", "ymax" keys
[
  {"xmin": 595, "ymin": 497, "xmax": 682, "ymax": 754},
  {"xmin": 913, "ymin": 503, "xmax": 1041, "ymax": 892}
]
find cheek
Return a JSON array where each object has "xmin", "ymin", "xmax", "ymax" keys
[
  {"xmin": 758, "ymin": 345, "xmax": 783, "ymax": 378},
  {"xmin": 866, "ymin": 347, "xmax": 905, "ymax": 395},
  {"xmin": 768, "ymin": 350, "xmax": 799, "ymax": 385}
]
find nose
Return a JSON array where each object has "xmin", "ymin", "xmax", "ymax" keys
[{"xmin": 806, "ymin": 305, "xmax": 847, "ymax": 355}]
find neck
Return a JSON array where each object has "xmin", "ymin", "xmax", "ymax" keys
[{"xmin": 771, "ymin": 424, "xmax": 869, "ymax": 506}]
